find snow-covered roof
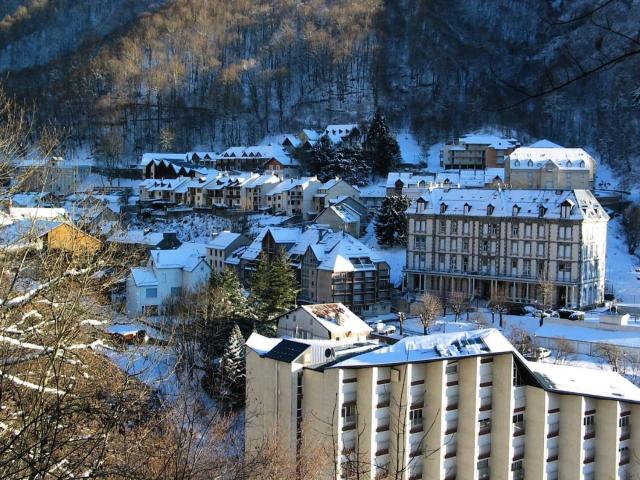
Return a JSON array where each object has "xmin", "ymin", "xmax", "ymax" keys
[
  {"xmin": 0, "ymin": 219, "xmax": 63, "ymax": 250},
  {"xmin": 527, "ymin": 361, "xmax": 640, "ymax": 403},
  {"xmin": 433, "ymin": 168, "xmax": 505, "ymax": 187},
  {"xmin": 267, "ymin": 177, "xmax": 316, "ymax": 195},
  {"xmin": 186, "ymin": 151, "xmax": 217, "ymax": 160},
  {"xmin": 242, "ymin": 173, "xmax": 281, "ymax": 189},
  {"xmin": 310, "ymin": 231, "xmax": 385, "ymax": 272},
  {"xmin": 139, "ymin": 177, "xmax": 192, "ymax": 192},
  {"xmin": 131, "ymin": 267, "xmax": 158, "ymax": 287},
  {"xmin": 150, "ymin": 242, "xmax": 209, "ymax": 272},
  {"xmin": 508, "ymin": 147, "xmax": 593, "ymax": 170},
  {"xmin": 217, "ymin": 145, "xmax": 297, "ymax": 165},
  {"xmin": 246, "ymin": 332, "xmax": 284, "ymax": 355},
  {"xmin": 458, "ymin": 134, "xmax": 518, "ymax": 149},
  {"xmin": 140, "ymin": 153, "xmax": 187, "ymax": 167},
  {"xmin": 260, "ymin": 133, "xmax": 302, "ymax": 149},
  {"xmin": 299, "ymin": 303, "xmax": 372, "ymax": 335},
  {"xmin": 324, "ymin": 124, "xmax": 359, "ymax": 144},
  {"xmin": 9, "ymin": 207, "xmax": 67, "ymax": 221},
  {"xmin": 408, "ymin": 187, "xmax": 608, "ymax": 222},
  {"xmin": 321, "ymin": 203, "xmax": 361, "ymax": 224},
  {"xmin": 108, "ymin": 229, "xmax": 165, "ymax": 247},
  {"xmin": 386, "ymin": 172, "xmax": 434, "ymax": 189},
  {"xmin": 358, "ymin": 184, "xmax": 386, "ymax": 198},
  {"xmin": 528, "ymin": 139, "xmax": 563, "ymax": 148},
  {"xmin": 207, "ymin": 231, "xmax": 242, "ymax": 250},
  {"xmin": 331, "ymin": 329, "xmax": 512, "ymax": 368},
  {"xmin": 301, "ymin": 129, "xmax": 322, "ymax": 142},
  {"xmin": 241, "ymin": 226, "xmax": 303, "ymax": 261}
]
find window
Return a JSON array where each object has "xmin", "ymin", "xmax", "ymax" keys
[
  {"xmin": 487, "ymin": 204, "xmax": 494, "ymax": 215},
  {"xmin": 524, "ymin": 224, "xmax": 532, "ymax": 238},
  {"xmin": 619, "ymin": 414, "xmax": 630, "ymax": 435},
  {"xmin": 415, "ymin": 220, "xmax": 427, "ymax": 233},
  {"xmin": 463, "ymin": 221, "xmax": 470, "ymax": 234},
  {"xmin": 449, "ymin": 256, "xmax": 457, "ymax": 271},
  {"xmin": 524, "ymin": 242, "xmax": 531, "ymax": 256},
  {"xmin": 410, "ymin": 407, "xmax": 423, "ymax": 432},
  {"xmin": 511, "ymin": 241, "xmax": 518, "ymax": 254},
  {"xmin": 451, "ymin": 222, "xmax": 458, "ymax": 234},
  {"xmin": 559, "ymin": 226, "xmax": 572, "ymax": 240},
  {"xmin": 440, "ymin": 203, "xmax": 447, "ymax": 214},
  {"xmin": 446, "ymin": 362, "xmax": 458, "ymax": 375},
  {"xmin": 620, "ymin": 445, "xmax": 630, "ymax": 465},
  {"xmin": 439, "ymin": 220, "xmax": 446, "ymax": 234},
  {"xmin": 145, "ymin": 288, "xmax": 158, "ymax": 298},
  {"xmin": 584, "ymin": 413, "xmax": 596, "ymax": 437},
  {"xmin": 558, "ymin": 262, "xmax": 571, "ymax": 281},
  {"xmin": 463, "ymin": 257, "xmax": 469, "ymax": 272},
  {"xmin": 490, "ymin": 223, "xmax": 498, "ymax": 235},
  {"xmin": 512, "ymin": 205, "xmax": 520, "ymax": 216},
  {"xmin": 481, "ymin": 240, "xmax": 489, "ymax": 254},
  {"xmin": 479, "ymin": 418, "xmax": 491, "ymax": 435},
  {"xmin": 538, "ymin": 225, "xmax": 545, "ymax": 237},
  {"xmin": 513, "ymin": 364, "xmax": 524, "ymax": 386},
  {"xmin": 451, "ymin": 238, "xmax": 458, "ymax": 251},
  {"xmin": 439, "ymin": 238, "xmax": 446, "ymax": 250},
  {"xmin": 462, "ymin": 239, "xmax": 470, "ymax": 252},
  {"xmin": 511, "ymin": 460, "xmax": 524, "ymax": 480},
  {"xmin": 170, "ymin": 287, "xmax": 182, "ymax": 297},
  {"xmin": 512, "ymin": 224, "xmax": 520, "ymax": 237},
  {"xmin": 511, "ymin": 259, "xmax": 518, "ymax": 274},
  {"xmin": 513, "ymin": 413, "xmax": 525, "ymax": 435},
  {"xmin": 477, "ymin": 459, "xmax": 490, "ymax": 480},
  {"xmin": 538, "ymin": 205, "xmax": 547, "ymax": 217},
  {"xmin": 523, "ymin": 260, "xmax": 531, "ymax": 276},
  {"xmin": 558, "ymin": 244, "xmax": 571, "ymax": 258},
  {"xmin": 463, "ymin": 203, "xmax": 471, "ymax": 214},
  {"xmin": 342, "ymin": 404, "xmax": 356, "ymax": 428},
  {"xmin": 537, "ymin": 243, "xmax": 545, "ymax": 256},
  {"xmin": 415, "ymin": 236, "xmax": 427, "ymax": 251}
]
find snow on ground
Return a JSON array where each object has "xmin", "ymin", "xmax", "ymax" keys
[
  {"xmin": 247, "ymin": 213, "xmax": 292, "ymax": 237},
  {"xmin": 606, "ymin": 215, "xmax": 640, "ymax": 302},
  {"xmin": 396, "ymin": 132, "xmax": 424, "ymax": 165},
  {"xmin": 426, "ymin": 142, "xmax": 444, "ymax": 172}
]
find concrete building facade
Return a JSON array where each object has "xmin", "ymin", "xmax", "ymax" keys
[{"xmin": 245, "ymin": 328, "xmax": 640, "ymax": 480}]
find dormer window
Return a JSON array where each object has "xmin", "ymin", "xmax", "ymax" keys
[
  {"xmin": 527, "ymin": 160, "xmax": 534, "ymax": 167},
  {"xmin": 514, "ymin": 159, "xmax": 520, "ymax": 167},
  {"xmin": 487, "ymin": 204, "xmax": 494, "ymax": 215},
  {"xmin": 566, "ymin": 160, "xmax": 572, "ymax": 167},
  {"xmin": 539, "ymin": 205, "xmax": 547, "ymax": 217},
  {"xmin": 463, "ymin": 203, "xmax": 471, "ymax": 214},
  {"xmin": 440, "ymin": 203, "xmax": 447, "ymax": 214},
  {"xmin": 417, "ymin": 198, "xmax": 427, "ymax": 213},
  {"xmin": 512, "ymin": 205, "xmax": 520, "ymax": 216},
  {"xmin": 580, "ymin": 160, "xmax": 585, "ymax": 168},
  {"xmin": 560, "ymin": 200, "xmax": 573, "ymax": 219}
]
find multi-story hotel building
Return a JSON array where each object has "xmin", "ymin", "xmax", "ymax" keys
[
  {"xmin": 245, "ymin": 328, "xmax": 640, "ymax": 480},
  {"xmin": 404, "ymin": 187, "xmax": 608, "ymax": 309},
  {"xmin": 441, "ymin": 135, "xmax": 518, "ymax": 170}
]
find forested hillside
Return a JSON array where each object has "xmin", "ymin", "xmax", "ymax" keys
[{"xmin": 0, "ymin": 0, "xmax": 638, "ymax": 170}]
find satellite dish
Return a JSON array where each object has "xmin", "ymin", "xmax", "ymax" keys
[{"xmin": 325, "ymin": 348, "xmax": 335, "ymax": 359}]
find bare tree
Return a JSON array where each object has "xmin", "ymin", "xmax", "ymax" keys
[
  {"xmin": 448, "ymin": 291, "xmax": 468, "ymax": 323},
  {"xmin": 508, "ymin": 327, "xmax": 533, "ymax": 355},
  {"xmin": 537, "ymin": 274, "xmax": 555, "ymax": 327},
  {"xmin": 554, "ymin": 338, "xmax": 576, "ymax": 365},
  {"xmin": 490, "ymin": 286, "xmax": 509, "ymax": 328},
  {"xmin": 419, "ymin": 293, "xmax": 442, "ymax": 335},
  {"xmin": 595, "ymin": 343, "xmax": 625, "ymax": 373},
  {"xmin": 397, "ymin": 311, "xmax": 406, "ymax": 337}
]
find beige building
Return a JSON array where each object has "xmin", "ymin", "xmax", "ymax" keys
[
  {"xmin": 276, "ymin": 303, "xmax": 372, "ymax": 341},
  {"xmin": 246, "ymin": 328, "xmax": 640, "ymax": 480},
  {"xmin": 205, "ymin": 231, "xmax": 250, "ymax": 274},
  {"xmin": 315, "ymin": 197, "xmax": 368, "ymax": 238},
  {"xmin": 313, "ymin": 178, "xmax": 361, "ymax": 214},
  {"xmin": 265, "ymin": 176, "xmax": 321, "ymax": 219},
  {"xmin": 505, "ymin": 147, "xmax": 595, "ymax": 190},
  {"xmin": 404, "ymin": 187, "xmax": 608, "ymax": 309},
  {"xmin": 441, "ymin": 135, "xmax": 518, "ymax": 170}
]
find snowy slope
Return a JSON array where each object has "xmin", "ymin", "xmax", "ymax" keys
[{"xmin": 396, "ymin": 132, "xmax": 424, "ymax": 165}]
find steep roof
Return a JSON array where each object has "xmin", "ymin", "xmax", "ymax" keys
[
  {"xmin": 131, "ymin": 267, "xmax": 158, "ymax": 287},
  {"xmin": 528, "ymin": 139, "xmax": 563, "ymax": 148},
  {"xmin": 408, "ymin": 187, "xmax": 608, "ymax": 222},
  {"xmin": 208, "ymin": 231, "xmax": 242, "ymax": 249},
  {"xmin": 386, "ymin": 172, "xmax": 434, "ymax": 189},
  {"xmin": 508, "ymin": 147, "xmax": 593, "ymax": 170},
  {"xmin": 150, "ymin": 242, "xmax": 208, "ymax": 271}
]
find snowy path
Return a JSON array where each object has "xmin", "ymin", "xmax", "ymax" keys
[{"xmin": 606, "ymin": 215, "xmax": 640, "ymax": 302}]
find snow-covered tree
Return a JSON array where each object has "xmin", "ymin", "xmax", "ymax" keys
[
  {"xmin": 374, "ymin": 195, "xmax": 411, "ymax": 247},
  {"xmin": 313, "ymin": 138, "xmax": 371, "ymax": 186},
  {"xmin": 364, "ymin": 109, "xmax": 401, "ymax": 176},
  {"xmin": 219, "ymin": 324, "xmax": 246, "ymax": 406}
]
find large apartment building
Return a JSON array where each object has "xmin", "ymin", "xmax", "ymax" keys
[
  {"xmin": 246, "ymin": 328, "xmax": 640, "ymax": 480},
  {"xmin": 404, "ymin": 187, "xmax": 608, "ymax": 309},
  {"xmin": 505, "ymin": 147, "xmax": 595, "ymax": 190},
  {"xmin": 441, "ymin": 135, "xmax": 518, "ymax": 170}
]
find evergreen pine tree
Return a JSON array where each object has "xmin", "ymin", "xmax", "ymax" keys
[
  {"xmin": 218, "ymin": 324, "xmax": 246, "ymax": 407},
  {"xmin": 310, "ymin": 135, "xmax": 335, "ymax": 176},
  {"xmin": 374, "ymin": 195, "xmax": 411, "ymax": 247},
  {"xmin": 249, "ymin": 249, "xmax": 298, "ymax": 334},
  {"xmin": 364, "ymin": 109, "xmax": 401, "ymax": 176}
]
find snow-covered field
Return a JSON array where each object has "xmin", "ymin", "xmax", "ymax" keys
[{"xmin": 396, "ymin": 132, "xmax": 424, "ymax": 165}]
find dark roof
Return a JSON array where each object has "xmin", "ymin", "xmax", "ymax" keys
[{"xmin": 262, "ymin": 339, "xmax": 309, "ymax": 363}]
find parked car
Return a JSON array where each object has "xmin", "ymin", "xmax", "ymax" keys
[
  {"xmin": 557, "ymin": 309, "xmax": 575, "ymax": 319},
  {"xmin": 374, "ymin": 323, "xmax": 396, "ymax": 335},
  {"xmin": 531, "ymin": 309, "xmax": 551, "ymax": 318},
  {"xmin": 507, "ymin": 304, "xmax": 528, "ymax": 316},
  {"xmin": 569, "ymin": 311, "xmax": 585, "ymax": 321}
]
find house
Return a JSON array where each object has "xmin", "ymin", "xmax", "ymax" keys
[
  {"xmin": 404, "ymin": 187, "xmax": 609, "ymax": 309},
  {"xmin": 323, "ymin": 124, "xmax": 361, "ymax": 145},
  {"xmin": 215, "ymin": 145, "xmax": 296, "ymax": 173},
  {"xmin": 138, "ymin": 177, "xmax": 192, "ymax": 205},
  {"xmin": 314, "ymin": 196, "xmax": 368, "ymax": 238},
  {"xmin": 202, "ymin": 172, "xmax": 257, "ymax": 209},
  {"xmin": 108, "ymin": 229, "xmax": 169, "ymax": 250},
  {"xmin": 358, "ymin": 185, "xmax": 386, "ymax": 212},
  {"xmin": 240, "ymin": 173, "xmax": 282, "ymax": 211},
  {"xmin": 246, "ymin": 328, "xmax": 640, "ymax": 479},
  {"xmin": 141, "ymin": 153, "xmax": 203, "ymax": 180},
  {"xmin": 276, "ymin": 303, "xmax": 372, "ymax": 341},
  {"xmin": 313, "ymin": 178, "xmax": 361, "ymax": 214},
  {"xmin": 505, "ymin": 147, "xmax": 595, "ymax": 190},
  {"xmin": 265, "ymin": 176, "xmax": 321, "ymax": 218},
  {"xmin": 206, "ymin": 231, "xmax": 251, "ymax": 274},
  {"xmin": 0, "ymin": 218, "xmax": 101, "ymax": 254},
  {"xmin": 241, "ymin": 225, "xmax": 391, "ymax": 316},
  {"xmin": 294, "ymin": 228, "xmax": 391, "ymax": 316},
  {"xmin": 441, "ymin": 134, "xmax": 519, "ymax": 169},
  {"xmin": 14, "ymin": 156, "xmax": 94, "ymax": 196},
  {"xmin": 126, "ymin": 241, "xmax": 211, "ymax": 316},
  {"xmin": 298, "ymin": 129, "xmax": 323, "ymax": 149}
]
